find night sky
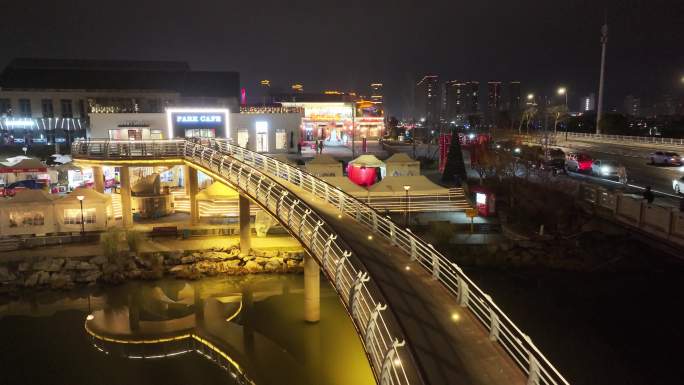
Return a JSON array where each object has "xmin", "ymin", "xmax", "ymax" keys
[{"xmin": 1, "ymin": 0, "xmax": 682, "ymax": 117}]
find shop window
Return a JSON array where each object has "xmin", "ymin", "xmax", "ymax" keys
[
  {"xmin": 275, "ymin": 130, "xmax": 287, "ymax": 150},
  {"xmin": 60, "ymin": 99, "xmax": 73, "ymax": 118},
  {"xmin": 18, "ymin": 99, "xmax": 31, "ymax": 117},
  {"xmin": 41, "ymin": 99, "xmax": 54, "ymax": 118},
  {"xmin": 9, "ymin": 211, "xmax": 45, "ymax": 228},
  {"xmin": 64, "ymin": 208, "xmax": 96, "ymax": 225},
  {"xmin": 255, "ymin": 121, "xmax": 269, "ymax": 152},
  {"xmin": 0, "ymin": 99, "xmax": 11, "ymax": 116},
  {"xmin": 237, "ymin": 130, "xmax": 249, "ymax": 148},
  {"xmin": 150, "ymin": 129, "xmax": 163, "ymax": 139}
]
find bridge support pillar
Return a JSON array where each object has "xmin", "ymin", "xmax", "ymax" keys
[
  {"xmin": 239, "ymin": 194, "xmax": 252, "ymax": 254},
  {"xmin": 120, "ymin": 166, "xmax": 132, "ymax": 228},
  {"xmin": 304, "ymin": 253, "xmax": 320, "ymax": 323},
  {"xmin": 92, "ymin": 166, "xmax": 104, "ymax": 193},
  {"xmin": 188, "ymin": 167, "xmax": 199, "ymax": 225}
]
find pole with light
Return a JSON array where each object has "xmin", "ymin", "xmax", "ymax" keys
[
  {"xmin": 77, "ymin": 195, "xmax": 85, "ymax": 237},
  {"xmin": 557, "ymin": 87, "xmax": 568, "ymax": 108},
  {"xmin": 403, "ymin": 185, "xmax": 411, "ymax": 227}
]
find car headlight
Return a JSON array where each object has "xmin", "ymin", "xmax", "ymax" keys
[{"xmin": 601, "ymin": 166, "xmax": 612, "ymax": 175}]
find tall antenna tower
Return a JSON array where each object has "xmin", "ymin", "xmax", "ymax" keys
[{"xmin": 596, "ymin": 20, "xmax": 608, "ymax": 134}]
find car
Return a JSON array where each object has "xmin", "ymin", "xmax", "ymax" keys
[
  {"xmin": 650, "ymin": 151, "xmax": 681, "ymax": 165},
  {"xmin": 590, "ymin": 159, "xmax": 621, "ymax": 179},
  {"xmin": 674, "ymin": 176, "xmax": 684, "ymax": 194},
  {"xmin": 565, "ymin": 152, "xmax": 592, "ymax": 172}
]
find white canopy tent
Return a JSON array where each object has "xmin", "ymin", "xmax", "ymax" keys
[
  {"xmin": 305, "ymin": 154, "xmax": 343, "ymax": 177},
  {"xmin": 385, "ymin": 153, "xmax": 420, "ymax": 177},
  {"xmin": 348, "ymin": 154, "xmax": 386, "ymax": 180},
  {"xmin": 320, "ymin": 176, "xmax": 369, "ymax": 198},
  {"xmin": 0, "ymin": 189, "xmax": 56, "ymax": 236},
  {"xmin": 54, "ymin": 187, "xmax": 112, "ymax": 232},
  {"xmin": 368, "ymin": 176, "xmax": 449, "ymax": 197}
]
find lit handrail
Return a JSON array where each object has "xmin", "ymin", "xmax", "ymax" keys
[
  {"xmin": 72, "ymin": 139, "xmax": 570, "ymax": 385},
  {"xmin": 72, "ymin": 139, "xmax": 417, "ymax": 385}
]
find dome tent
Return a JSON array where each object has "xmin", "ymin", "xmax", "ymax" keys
[{"xmin": 385, "ymin": 152, "xmax": 420, "ymax": 177}]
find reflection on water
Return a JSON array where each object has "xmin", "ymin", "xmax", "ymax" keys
[{"xmin": 0, "ymin": 275, "xmax": 375, "ymax": 385}]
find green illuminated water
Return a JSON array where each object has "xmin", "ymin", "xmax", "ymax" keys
[{"xmin": 0, "ymin": 275, "xmax": 374, "ymax": 385}]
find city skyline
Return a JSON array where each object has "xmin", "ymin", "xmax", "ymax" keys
[{"xmin": 0, "ymin": 0, "xmax": 681, "ymax": 118}]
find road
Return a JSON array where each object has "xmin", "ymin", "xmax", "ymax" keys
[{"xmin": 551, "ymin": 138, "xmax": 683, "ymax": 200}]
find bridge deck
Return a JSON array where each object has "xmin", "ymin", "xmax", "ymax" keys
[{"xmin": 279, "ymin": 179, "xmax": 526, "ymax": 385}]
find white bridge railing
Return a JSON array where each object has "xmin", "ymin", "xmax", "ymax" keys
[
  {"xmin": 73, "ymin": 139, "xmax": 570, "ymax": 385},
  {"xmin": 553, "ymin": 131, "xmax": 684, "ymax": 147},
  {"xmin": 73, "ymin": 139, "xmax": 416, "ymax": 385}
]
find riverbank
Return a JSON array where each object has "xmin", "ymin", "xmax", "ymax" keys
[{"xmin": 0, "ymin": 243, "xmax": 305, "ymax": 294}]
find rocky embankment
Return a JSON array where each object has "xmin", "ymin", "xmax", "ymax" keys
[{"xmin": 0, "ymin": 246, "xmax": 305, "ymax": 292}]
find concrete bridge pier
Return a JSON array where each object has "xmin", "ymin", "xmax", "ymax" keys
[
  {"xmin": 304, "ymin": 253, "xmax": 320, "ymax": 323},
  {"xmin": 120, "ymin": 166, "xmax": 132, "ymax": 228},
  {"xmin": 92, "ymin": 166, "xmax": 104, "ymax": 193},
  {"xmin": 239, "ymin": 195, "xmax": 252, "ymax": 254},
  {"xmin": 187, "ymin": 167, "xmax": 199, "ymax": 225}
]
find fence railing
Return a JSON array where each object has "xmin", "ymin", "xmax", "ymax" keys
[
  {"xmin": 73, "ymin": 138, "xmax": 416, "ymax": 385},
  {"xmin": 553, "ymin": 131, "xmax": 684, "ymax": 147},
  {"xmin": 73, "ymin": 139, "xmax": 570, "ymax": 385}
]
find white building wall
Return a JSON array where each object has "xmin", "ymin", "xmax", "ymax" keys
[
  {"xmin": 88, "ymin": 113, "xmax": 167, "ymax": 139},
  {"xmin": 88, "ymin": 111, "xmax": 303, "ymax": 153},
  {"xmin": 230, "ymin": 112, "xmax": 302, "ymax": 153}
]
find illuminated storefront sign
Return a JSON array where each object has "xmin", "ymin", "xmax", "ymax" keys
[{"xmin": 166, "ymin": 108, "xmax": 230, "ymax": 139}]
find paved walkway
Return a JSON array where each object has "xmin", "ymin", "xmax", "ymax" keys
[{"xmin": 277, "ymin": 179, "xmax": 526, "ymax": 385}]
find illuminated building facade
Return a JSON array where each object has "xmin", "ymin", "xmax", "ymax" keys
[
  {"xmin": 414, "ymin": 75, "xmax": 440, "ymax": 126},
  {"xmin": 0, "ymin": 58, "xmax": 240, "ymax": 145},
  {"xmin": 486, "ymin": 81, "xmax": 502, "ymax": 124}
]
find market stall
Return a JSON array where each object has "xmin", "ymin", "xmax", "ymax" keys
[
  {"xmin": 0, "ymin": 189, "xmax": 56, "ymax": 236},
  {"xmin": 306, "ymin": 154, "xmax": 343, "ymax": 177},
  {"xmin": 385, "ymin": 153, "xmax": 420, "ymax": 177},
  {"xmin": 347, "ymin": 154, "xmax": 385, "ymax": 187},
  {"xmin": 54, "ymin": 187, "xmax": 112, "ymax": 232}
]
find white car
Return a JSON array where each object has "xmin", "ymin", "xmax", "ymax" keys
[
  {"xmin": 590, "ymin": 159, "xmax": 620, "ymax": 179},
  {"xmin": 673, "ymin": 176, "xmax": 684, "ymax": 194},
  {"xmin": 650, "ymin": 151, "xmax": 682, "ymax": 165}
]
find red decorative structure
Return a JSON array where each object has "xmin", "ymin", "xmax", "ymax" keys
[{"xmin": 347, "ymin": 165, "xmax": 377, "ymax": 187}]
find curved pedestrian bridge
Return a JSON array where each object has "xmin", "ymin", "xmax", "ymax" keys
[{"xmin": 73, "ymin": 139, "xmax": 569, "ymax": 385}]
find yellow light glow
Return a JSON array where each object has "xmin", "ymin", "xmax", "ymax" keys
[
  {"xmin": 86, "ymin": 314, "xmax": 95, "ymax": 321},
  {"xmin": 451, "ymin": 313, "xmax": 461, "ymax": 322},
  {"xmin": 405, "ymin": 265, "xmax": 411, "ymax": 271},
  {"xmin": 393, "ymin": 358, "xmax": 401, "ymax": 366},
  {"xmin": 367, "ymin": 235, "xmax": 373, "ymax": 240}
]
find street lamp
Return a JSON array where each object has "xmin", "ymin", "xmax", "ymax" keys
[
  {"xmin": 77, "ymin": 195, "xmax": 85, "ymax": 237},
  {"xmin": 403, "ymin": 185, "xmax": 411, "ymax": 227},
  {"xmin": 527, "ymin": 93, "xmax": 534, "ymax": 101},
  {"xmin": 557, "ymin": 87, "xmax": 568, "ymax": 108}
]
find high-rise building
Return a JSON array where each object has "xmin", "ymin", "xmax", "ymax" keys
[
  {"xmin": 486, "ymin": 82, "xmax": 502, "ymax": 124},
  {"xmin": 508, "ymin": 81, "xmax": 521, "ymax": 112},
  {"xmin": 291, "ymin": 84, "xmax": 304, "ymax": 93},
  {"xmin": 370, "ymin": 83, "xmax": 383, "ymax": 104},
  {"xmin": 260, "ymin": 80, "xmax": 271, "ymax": 105},
  {"xmin": 623, "ymin": 95, "xmax": 641, "ymax": 117},
  {"xmin": 580, "ymin": 94, "xmax": 596, "ymax": 112},
  {"xmin": 444, "ymin": 80, "xmax": 467, "ymax": 123},
  {"xmin": 414, "ymin": 75, "xmax": 440, "ymax": 126},
  {"xmin": 464, "ymin": 81, "xmax": 480, "ymax": 115}
]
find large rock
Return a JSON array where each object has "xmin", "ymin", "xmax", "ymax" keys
[
  {"xmin": 49, "ymin": 272, "xmax": 74, "ymax": 289},
  {"xmin": 17, "ymin": 262, "xmax": 30, "ymax": 272},
  {"xmin": 89, "ymin": 255, "xmax": 107, "ymax": 265},
  {"xmin": 37, "ymin": 271, "xmax": 51, "ymax": 285},
  {"xmin": 180, "ymin": 254, "xmax": 196, "ymax": 264},
  {"xmin": 75, "ymin": 261, "xmax": 98, "ymax": 271},
  {"xmin": 244, "ymin": 260, "xmax": 263, "ymax": 273},
  {"xmin": 254, "ymin": 257, "xmax": 270, "ymax": 265},
  {"xmin": 24, "ymin": 272, "xmax": 40, "ymax": 287},
  {"xmin": 32, "ymin": 258, "xmax": 65, "ymax": 272},
  {"xmin": 75, "ymin": 270, "xmax": 101, "ymax": 283},
  {"xmin": 264, "ymin": 258, "xmax": 284, "ymax": 273},
  {"xmin": 63, "ymin": 260, "xmax": 80, "ymax": 270},
  {"xmin": 0, "ymin": 266, "xmax": 16, "ymax": 282}
]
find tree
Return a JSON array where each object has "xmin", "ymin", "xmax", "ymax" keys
[{"xmin": 441, "ymin": 128, "xmax": 467, "ymax": 185}]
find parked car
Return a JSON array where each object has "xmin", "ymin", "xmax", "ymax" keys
[
  {"xmin": 590, "ymin": 159, "xmax": 621, "ymax": 179},
  {"xmin": 650, "ymin": 151, "xmax": 681, "ymax": 165},
  {"xmin": 673, "ymin": 176, "xmax": 684, "ymax": 194},
  {"xmin": 565, "ymin": 152, "xmax": 593, "ymax": 172}
]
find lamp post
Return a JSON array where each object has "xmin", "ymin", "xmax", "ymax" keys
[
  {"xmin": 77, "ymin": 195, "xmax": 85, "ymax": 237},
  {"xmin": 557, "ymin": 87, "xmax": 568, "ymax": 108},
  {"xmin": 403, "ymin": 185, "xmax": 411, "ymax": 227}
]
